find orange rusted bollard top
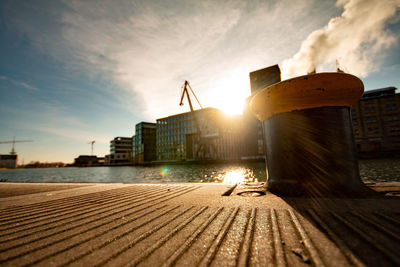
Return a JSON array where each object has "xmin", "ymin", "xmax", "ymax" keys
[{"xmin": 250, "ymin": 72, "xmax": 364, "ymax": 122}]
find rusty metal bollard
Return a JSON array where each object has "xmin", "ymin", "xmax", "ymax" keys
[{"xmin": 250, "ymin": 72, "xmax": 368, "ymax": 197}]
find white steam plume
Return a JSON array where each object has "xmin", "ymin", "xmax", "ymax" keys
[{"xmin": 282, "ymin": 0, "xmax": 400, "ymax": 79}]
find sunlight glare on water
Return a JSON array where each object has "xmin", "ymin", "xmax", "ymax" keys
[
  {"xmin": 221, "ymin": 169, "xmax": 259, "ymax": 184},
  {"xmin": 222, "ymin": 170, "xmax": 246, "ymax": 184}
]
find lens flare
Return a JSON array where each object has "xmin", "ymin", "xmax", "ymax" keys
[{"xmin": 160, "ymin": 167, "xmax": 169, "ymax": 177}]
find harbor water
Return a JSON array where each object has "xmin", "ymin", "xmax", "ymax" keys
[{"xmin": 0, "ymin": 159, "xmax": 399, "ymax": 184}]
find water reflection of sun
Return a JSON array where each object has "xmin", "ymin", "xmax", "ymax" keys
[
  {"xmin": 222, "ymin": 170, "xmax": 246, "ymax": 184},
  {"xmin": 222, "ymin": 169, "xmax": 258, "ymax": 184}
]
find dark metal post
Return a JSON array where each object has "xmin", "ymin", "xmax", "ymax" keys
[{"xmin": 250, "ymin": 73, "xmax": 369, "ymax": 197}]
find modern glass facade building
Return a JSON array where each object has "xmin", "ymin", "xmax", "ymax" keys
[
  {"xmin": 156, "ymin": 108, "xmax": 240, "ymax": 161},
  {"xmin": 133, "ymin": 122, "xmax": 157, "ymax": 163}
]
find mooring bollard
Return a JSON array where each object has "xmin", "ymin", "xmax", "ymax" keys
[{"xmin": 250, "ymin": 72, "xmax": 368, "ymax": 197}]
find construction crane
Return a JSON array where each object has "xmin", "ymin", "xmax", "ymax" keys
[
  {"xmin": 180, "ymin": 80, "xmax": 217, "ymax": 160},
  {"xmin": 88, "ymin": 140, "xmax": 95, "ymax": 156},
  {"xmin": 180, "ymin": 80, "xmax": 203, "ymax": 110},
  {"xmin": 180, "ymin": 80, "xmax": 203, "ymax": 137},
  {"xmin": 0, "ymin": 137, "xmax": 33, "ymax": 154}
]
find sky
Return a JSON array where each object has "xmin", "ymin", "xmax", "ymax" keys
[{"xmin": 0, "ymin": 0, "xmax": 399, "ymax": 163}]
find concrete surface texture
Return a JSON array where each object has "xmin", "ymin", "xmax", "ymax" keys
[{"xmin": 0, "ymin": 182, "xmax": 399, "ymax": 266}]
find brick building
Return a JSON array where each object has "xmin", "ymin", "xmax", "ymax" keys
[{"xmin": 351, "ymin": 87, "xmax": 400, "ymax": 157}]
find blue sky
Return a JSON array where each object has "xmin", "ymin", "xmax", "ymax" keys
[{"xmin": 0, "ymin": 0, "xmax": 399, "ymax": 163}]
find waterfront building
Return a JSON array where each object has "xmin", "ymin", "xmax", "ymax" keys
[
  {"xmin": 351, "ymin": 87, "xmax": 400, "ymax": 157},
  {"xmin": 107, "ymin": 137, "xmax": 133, "ymax": 165},
  {"xmin": 132, "ymin": 122, "xmax": 157, "ymax": 163},
  {"xmin": 249, "ymin": 64, "xmax": 281, "ymax": 95},
  {"xmin": 156, "ymin": 108, "xmax": 241, "ymax": 161},
  {"xmin": 0, "ymin": 154, "xmax": 17, "ymax": 168},
  {"xmin": 73, "ymin": 155, "xmax": 104, "ymax": 167},
  {"xmin": 238, "ymin": 97, "xmax": 264, "ymax": 160},
  {"xmin": 242, "ymin": 65, "xmax": 282, "ymax": 159}
]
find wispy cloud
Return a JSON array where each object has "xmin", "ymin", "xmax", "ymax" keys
[
  {"xmin": 55, "ymin": 0, "xmax": 337, "ymax": 119},
  {"xmin": 6, "ymin": 0, "xmax": 397, "ymax": 120},
  {"xmin": 58, "ymin": 1, "xmax": 244, "ymax": 118},
  {"xmin": 23, "ymin": 113, "xmax": 111, "ymax": 145},
  {"xmin": 4, "ymin": 0, "xmax": 333, "ymax": 119},
  {"xmin": 14, "ymin": 80, "xmax": 39, "ymax": 91},
  {"xmin": 2, "ymin": 102, "xmax": 110, "ymax": 144},
  {"xmin": 0, "ymin": 75, "xmax": 39, "ymax": 91},
  {"xmin": 31, "ymin": 126, "xmax": 111, "ymax": 144}
]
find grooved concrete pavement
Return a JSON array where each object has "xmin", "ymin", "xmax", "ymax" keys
[{"xmin": 0, "ymin": 182, "xmax": 399, "ymax": 266}]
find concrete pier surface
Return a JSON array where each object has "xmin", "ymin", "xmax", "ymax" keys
[{"xmin": 0, "ymin": 182, "xmax": 399, "ymax": 266}]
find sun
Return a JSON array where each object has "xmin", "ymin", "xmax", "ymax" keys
[
  {"xmin": 218, "ymin": 95, "xmax": 246, "ymax": 116},
  {"xmin": 205, "ymin": 69, "xmax": 250, "ymax": 116}
]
